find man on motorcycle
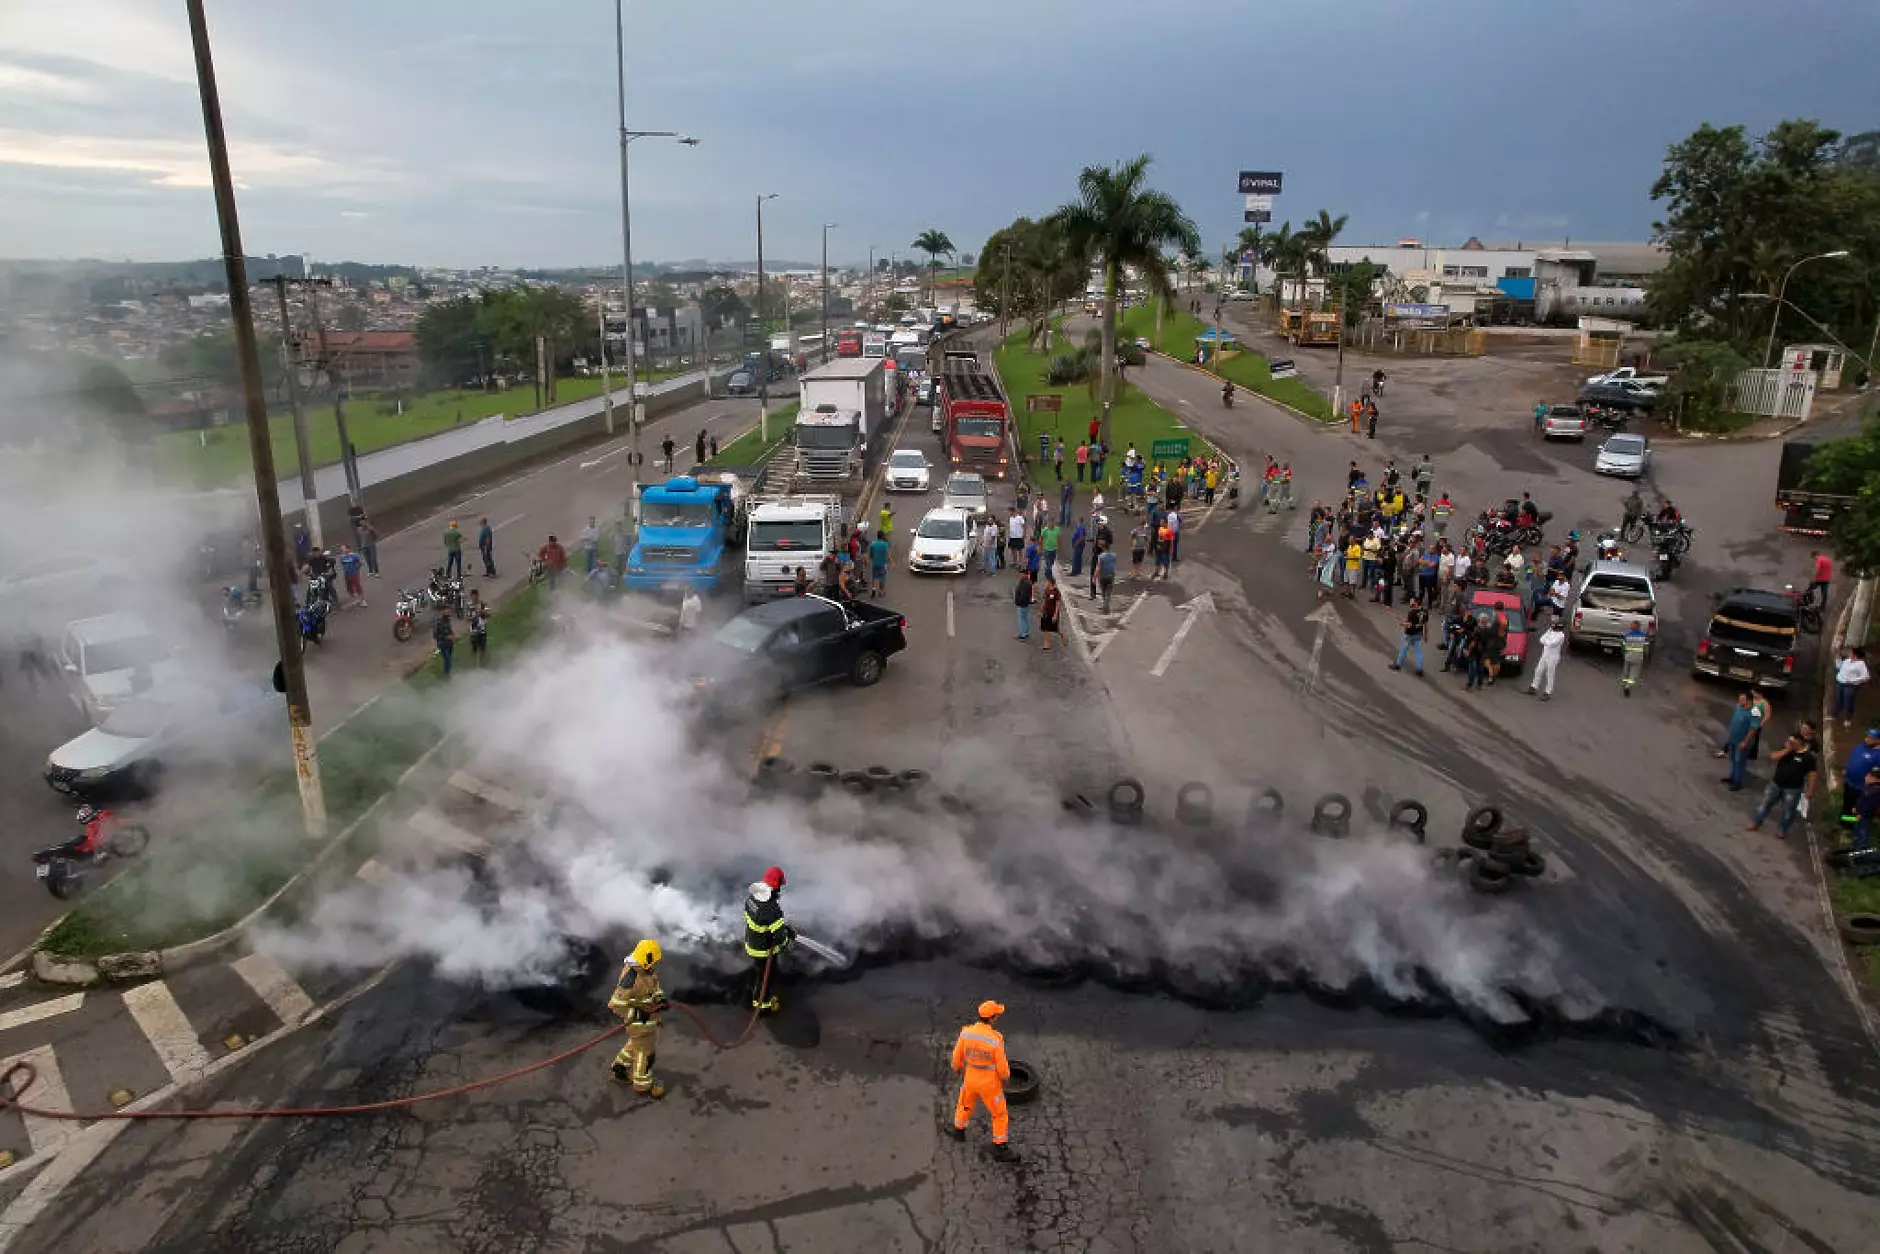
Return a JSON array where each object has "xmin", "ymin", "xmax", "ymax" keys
[
  {"xmin": 1515, "ymin": 493, "xmax": 1541, "ymax": 528},
  {"xmin": 1221, "ymin": 381, "xmax": 1234, "ymax": 407},
  {"xmin": 60, "ymin": 806, "xmax": 106, "ymax": 858},
  {"xmin": 1372, "ymin": 369, "xmax": 1386, "ymax": 396},
  {"xmin": 1656, "ymin": 500, "xmax": 1682, "ymax": 524}
]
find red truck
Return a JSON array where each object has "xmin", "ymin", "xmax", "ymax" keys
[
  {"xmin": 834, "ymin": 327, "xmax": 864, "ymax": 358},
  {"xmin": 938, "ymin": 353, "xmax": 1011, "ymax": 479}
]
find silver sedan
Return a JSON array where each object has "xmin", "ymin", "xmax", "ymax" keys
[{"xmin": 1594, "ymin": 433, "xmax": 1651, "ymax": 477}]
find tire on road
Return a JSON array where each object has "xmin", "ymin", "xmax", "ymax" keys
[
  {"xmin": 896, "ymin": 768, "xmax": 930, "ymax": 792},
  {"xmin": 1245, "ymin": 786, "xmax": 1285, "ymax": 832},
  {"xmin": 1004, "ymin": 1059, "xmax": 1041, "ymax": 1106},
  {"xmin": 851, "ymin": 650, "xmax": 886, "ymax": 687},
  {"xmin": 806, "ymin": 762, "xmax": 840, "ymax": 788},
  {"xmin": 1175, "ymin": 782, "xmax": 1214, "ymax": 828},
  {"xmin": 839, "ymin": 771, "xmax": 874, "ymax": 796},
  {"xmin": 1388, "ymin": 799, "xmax": 1429, "ymax": 844},
  {"xmin": 864, "ymin": 764, "xmax": 897, "ymax": 787},
  {"xmin": 1108, "ymin": 779, "xmax": 1146, "ymax": 825},
  {"xmin": 1311, "ymin": 793, "xmax": 1352, "ymax": 838},
  {"xmin": 757, "ymin": 756, "xmax": 794, "ymax": 788},
  {"xmin": 1468, "ymin": 856, "xmax": 1516, "ymax": 895},
  {"xmin": 1839, "ymin": 913, "xmax": 1880, "ymax": 946},
  {"xmin": 1461, "ymin": 804, "xmax": 1504, "ymax": 849},
  {"xmin": 1505, "ymin": 849, "xmax": 1546, "ymax": 878}
]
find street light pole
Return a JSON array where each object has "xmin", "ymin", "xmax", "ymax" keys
[
  {"xmin": 822, "ymin": 222, "xmax": 837, "ymax": 369},
  {"xmin": 1764, "ymin": 249, "xmax": 1851, "ymax": 368},
  {"xmin": 756, "ymin": 193, "xmax": 779, "ymax": 442},
  {"xmin": 867, "ymin": 244, "xmax": 876, "ymax": 316},
  {"xmin": 186, "ymin": 0, "xmax": 324, "ymax": 838},
  {"xmin": 265, "ymin": 276, "xmax": 321, "ymax": 552}
]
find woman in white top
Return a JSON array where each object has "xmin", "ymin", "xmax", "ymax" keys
[{"xmin": 1836, "ymin": 646, "xmax": 1870, "ymax": 725}]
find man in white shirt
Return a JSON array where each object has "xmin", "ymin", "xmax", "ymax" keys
[
  {"xmin": 1006, "ymin": 510, "xmax": 1026, "ymax": 568},
  {"xmin": 1527, "ymin": 620, "xmax": 1566, "ymax": 700},
  {"xmin": 1452, "ymin": 551, "xmax": 1474, "ymax": 588},
  {"xmin": 1437, "ymin": 547, "xmax": 1457, "ymax": 602},
  {"xmin": 981, "ymin": 517, "xmax": 1002, "ymax": 575},
  {"xmin": 1547, "ymin": 574, "xmax": 1571, "ymax": 616}
]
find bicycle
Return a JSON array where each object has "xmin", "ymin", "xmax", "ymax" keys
[{"xmin": 523, "ymin": 550, "xmax": 549, "ymax": 586}]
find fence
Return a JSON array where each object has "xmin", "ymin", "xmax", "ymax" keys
[
  {"xmin": 1731, "ymin": 368, "xmax": 1819, "ymax": 421},
  {"xmin": 1572, "ymin": 337, "xmax": 1624, "ymax": 369},
  {"xmin": 1350, "ymin": 325, "xmax": 1486, "ymax": 357}
]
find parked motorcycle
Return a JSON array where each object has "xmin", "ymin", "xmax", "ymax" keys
[
  {"xmin": 296, "ymin": 597, "xmax": 330, "ymax": 651},
  {"xmin": 1585, "ymin": 403, "xmax": 1628, "ymax": 431},
  {"xmin": 392, "ymin": 585, "xmax": 442, "ymax": 641},
  {"xmin": 429, "ymin": 566, "xmax": 466, "ymax": 615},
  {"xmin": 32, "ymin": 806, "xmax": 149, "ymax": 899}
]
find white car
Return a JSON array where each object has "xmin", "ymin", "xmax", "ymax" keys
[
  {"xmin": 907, "ymin": 507, "xmax": 978, "ymax": 575},
  {"xmin": 1594, "ymin": 433, "xmax": 1652, "ymax": 477},
  {"xmin": 1584, "ymin": 366, "xmax": 1667, "ymax": 390},
  {"xmin": 885, "ymin": 448, "xmax": 932, "ymax": 492},
  {"xmin": 45, "ymin": 682, "xmax": 276, "ymax": 797},
  {"xmin": 940, "ymin": 471, "xmax": 989, "ymax": 518},
  {"xmin": 57, "ymin": 613, "xmax": 184, "ymax": 725}
]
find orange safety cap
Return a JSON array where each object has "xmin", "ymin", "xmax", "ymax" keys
[{"xmin": 977, "ymin": 1000, "xmax": 1006, "ymax": 1019}]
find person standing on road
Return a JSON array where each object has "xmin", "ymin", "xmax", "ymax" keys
[
  {"xmin": 1389, "ymin": 598, "xmax": 1427, "ymax": 676},
  {"xmin": 1715, "ymin": 691, "xmax": 1762, "ymax": 791},
  {"xmin": 1809, "ymin": 550, "xmax": 1833, "ymax": 609},
  {"xmin": 467, "ymin": 590, "xmax": 488, "ymax": 665},
  {"xmin": 1619, "ymin": 620, "xmax": 1649, "ymax": 697},
  {"xmin": 1366, "ymin": 400, "xmax": 1379, "ymax": 440},
  {"xmin": 1096, "ymin": 543, "xmax": 1116, "ymax": 611},
  {"xmin": 432, "ymin": 606, "xmax": 457, "ymax": 680},
  {"xmin": 1748, "ymin": 731, "xmax": 1818, "ymax": 838},
  {"xmin": 339, "ymin": 545, "xmax": 365, "ymax": 608},
  {"xmin": 1039, "ymin": 576, "xmax": 1065, "ymax": 652},
  {"xmin": 579, "ymin": 516, "xmax": 600, "ymax": 574},
  {"xmin": 869, "ymin": 529, "xmax": 889, "ymax": 595},
  {"xmin": 1835, "ymin": 646, "xmax": 1870, "ymax": 725},
  {"xmin": 1070, "ymin": 518, "xmax": 1087, "ymax": 577},
  {"xmin": 292, "ymin": 522, "xmax": 312, "ymax": 571},
  {"xmin": 608, "ymin": 940, "xmax": 668, "ymax": 1098},
  {"xmin": 1075, "ymin": 440, "xmax": 1089, "ymax": 481},
  {"xmin": 661, "ymin": 434, "xmax": 676, "ymax": 473},
  {"xmin": 1839, "ymin": 727, "xmax": 1880, "ymax": 818},
  {"xmin": 1014, "ymin": 570, "xmax": 1034, "ymax": 640},
  {"xmin": 1414, "ymin": 454, "xmax": 1434, "ymax": 502},
  {"xmin": 878, "ymin": 503, "xmax": 895, "ymax": 543},
  {"xmin": 743, "ymin": 866, "xmax": 793, "ymax": 1013},
  {"xmin": 981, "ymin": 516, "xmax": 1000, "ymax": 575},
  {"xmin": 477, "ymin": 516, "xmax": 497, "ymax": 577},
  {"xmin": 1130, "ymin": 522, "xmax": 1147, "ymax": 579},
  {"xmin": 1527, "ymin": 619, "xmax": 1566, "ymax": 700},
  {"xmin": 695, "ymin": 428, "xmax": 707, "ymax": 467},
  {"xmin": 1058, "ymin": 479, "xmax": 1074, "ymax": 527},
  {"xmin": 442, "ymin": 520, "xmax": 464, "ymax": 580},
  {"xmin": 539, "ymin": 534, "xmax": 567, "ymax": 590},
  {"xmin": 709, "ymin": 434, "xmax": 719, "ymax": 459},
  {"xmin": 1532, "ymin": 399, "xmax": 1547, "ymax": 436},
  {"xmin": 1343, "ymin": 537, "xmax": 1362, "ymax": 598},
  {"xmin": 1040, "ymin": 521, "xmax": 1060, "ymax": 580},
  {"xmin": 1053, "ymin": 438, "xmax": 1065, "ymax": 481},
  {"xmin": 946, "ymin": 1000, "xmax": 1018, "ymax": 1163},
  {"xmin": 1007, "ymin": 509, "xmax": 1026, "ymax": 569}
]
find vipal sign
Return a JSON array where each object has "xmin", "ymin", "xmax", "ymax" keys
[{"xmin": 1237, "ymin": 171, "xmax": 1283, "ymax": 195}]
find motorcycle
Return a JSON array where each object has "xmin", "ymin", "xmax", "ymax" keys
[
  {"xmin": 32, "ymin": 807, "xmax": 149, "ymax": 899},
  {"xmin": 1594, "ymin": 532, "xmax": 1627, "ymax": 564},
  {"xmin": 221, "ymin": 585, "xmax": 252, "ymax": 628},
  {"xmin": 429, "ymin": 566, "xmax": 466, "ymax": 615},
  {"xmin": 1371, "ymin": 373, "xmax": 1386, "ymax": 398},
  {"xmin": 1782, "ymin": 584, "xmax": 1825, "ymax": 635},
  {"xmin": 392, "ymin": 586, "xmax": 442, "ymax": 642},
  {"xmin": 305, "ymin": 571, "xmax": 339, "ymax": 610},
  {"xmin": 1222, "ymin": 384, "xmax": 1235, "ymax": 408},
  {"xmin": 1585, "ymin": 403, "xmax": 1628, "ymax": 432},
  {"xmin": 296, "ymin": 596, "xmax": 330, "ymax": 651}
]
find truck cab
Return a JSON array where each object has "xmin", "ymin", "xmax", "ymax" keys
[
  {"xmin": 742, "ymin": 496, "xmax": 844, "ymax": 601},
  {"xmin": 624, "ymin": 475, "xmax": 746, "ymax": 593},
  {"xmin": 795, "ymin": 406, "xmax": 864, "ymax": 483}
]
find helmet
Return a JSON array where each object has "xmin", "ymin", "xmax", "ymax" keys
[
  {"xmin": 762, "ymin": 866, "xmax": 786, "ymax": 890},
  {"xmin": 977, "ymin": 1000, "xmax": 1006, "ymax": 1020},
  {"xmin": 75, "ymin": 805, "xmax": 98, "ymax": 824},
  {"xmin": 630, "ymin": 939, "xmax": 662, "ymax": 968}
]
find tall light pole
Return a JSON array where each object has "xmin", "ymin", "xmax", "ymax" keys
[
  {"xmin": 756, "ymin": 192, "xmax": 779, "ymax": 442},
  {"xmin": 612, "ymin": 0, "xmax": 697, "ymax": 486},
  {"xmin": 867, "ymin": 244, "xmax": 877, "ymax": 317},
  {"xmin": 821, "ymin": 222, "xmax": 838, "ymax": 367},
  {"xmin": 1764, "ymin": 249, "xmax": 1850, "ymax": 368},
  {"xmin": 187, "ymin": 0, "xmax": 324, "ymax": 838}
]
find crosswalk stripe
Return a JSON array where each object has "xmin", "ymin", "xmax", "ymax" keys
[
  {"xmin": 120, "ymin": 983, "xmax": 213, "ymax": 1082},
  {"xmin": 228, "ymin": 953, "xmax": 315, "ymax": 1028},
  {"xmin": 407, "ymin": 808, "xmax": 492, "ymax": 860},
  {"xmin": 0, "ymin": 994, "xmax": 84, "ymax": 1036},
  {"xmin": 0, "ymin": 972, "xmax": 27, "ymax": 992},
  {"xmin": 3, "ymin": 1046, "xmax": 76, "ymax": 1158},
  {"xmin": 448, "ymin": 771, "xmax": 527, "ymax": 814}
]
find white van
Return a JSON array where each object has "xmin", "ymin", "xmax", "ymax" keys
[{"xmin": 58, "ymin": 613, "xmax": 183, "ymax": 725}]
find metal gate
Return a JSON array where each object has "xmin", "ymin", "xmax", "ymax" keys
[{"xmin": 1731, "ymin": 368, "xmax": 1818, "ymax": 420}]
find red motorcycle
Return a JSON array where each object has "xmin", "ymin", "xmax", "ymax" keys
[{"xmin": 31, "ymin": 805, "xmax": 149, "ymax": 899}]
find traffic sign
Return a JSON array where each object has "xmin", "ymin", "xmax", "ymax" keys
[
  {"xmin": 1243, "ymin": 210, "xmax": 1271, "ymax": 224},
  {"xmin": 1237, "ymin": 170, "xmax": 1283, "ymax": 195},
  {"xmin": 1026, "ymin": 393, "xmax": 1062, "ymax": 413},
  {"xmin": 1151, "ymin": 437, "xmax": 1191, "ymax": 460},
  {"xmin": 1243, "ymin": 195, "xmax": 1273, "ymax": 212}
]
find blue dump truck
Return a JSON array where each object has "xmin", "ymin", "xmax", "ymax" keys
[{"xmin": 623, "ymin": 474, "xmax": 748, "ymax": 593}]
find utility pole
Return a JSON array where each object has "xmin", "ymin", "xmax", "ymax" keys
[
  {"xmin": 598, "ymin": 303, "xmax": 615, "ymax": 436},
  {"xmin": 302, "ymin": 280, "xmax": 361, "ymax": 508},
  {"xmin": 821, "ymin": 222, "xmax": 837, "ymax": 367},
  {"xmin": 999, "ymin": 239, "xmax": 1013, "ymax": 344},
  {"xmin": 265, "ymin": 277, "xmax": 321, "ymax": 551},
  {"xmin": 756, "ymin": 192, "xmax": 778, "ymax": 442},
  {"xmin": 187, "ymin": 0, "xmax": 324, "ymax": 838}
]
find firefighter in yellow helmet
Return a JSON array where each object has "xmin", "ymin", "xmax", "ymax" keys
[{"xmin": 607, "ymin": 939, "xmax": 668, "ymax": 1098}]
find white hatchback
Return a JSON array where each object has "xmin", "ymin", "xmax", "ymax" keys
[
  {"xmin": 885, "ymin": 448, "xmax": 931, "ymax": 493},
  {"xmin": 908, "ymin": 508, "xmax": 978, "ymax": 575}
]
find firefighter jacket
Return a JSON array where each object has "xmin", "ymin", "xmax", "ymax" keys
[
  {"xmin": 743, "ymin": 883, "xmax": 794, "ymax": 959},
  {"xmin": 607, "ymin": 962, "xmax": 664, "ymax": 1026}
]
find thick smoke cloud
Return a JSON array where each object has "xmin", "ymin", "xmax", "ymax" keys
[{"xmin": 259, "ymin": 608, "xmax": 1607, "ymax": 1027}]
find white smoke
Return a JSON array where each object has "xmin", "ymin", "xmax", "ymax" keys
[{"xmin": 257, "ymin": 605, "xmax": 1604, "ymax": 1027}]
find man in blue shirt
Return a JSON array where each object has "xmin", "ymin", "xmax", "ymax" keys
[
  {"xmin": 868, "ymin": 532, "xmax": 890, "ymax": 596},
  {"xmin": 1717, "ymin": 692, "xmax": 1762, "ymax": 791},
  {"xmin": 1841, "ymin": 727, "xmax": 1880, "ymax": 818}
]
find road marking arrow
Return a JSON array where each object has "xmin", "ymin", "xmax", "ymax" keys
[
  {"xmin": 1150, "ymin": 591, "xmax": 1215, "ymax": 677},
  {"xmin": 1303, "ymin": 602, "xmax": 1339, "ymax": 692}
]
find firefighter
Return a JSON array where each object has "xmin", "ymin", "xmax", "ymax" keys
[
  {"xmin": 743, "ymin": 866, "xmax": 793, "ymax": 1013},
  {"xmin": 607, "ymin": 939, "xmax": 668, "ymax": 1098},
  {"xmin": 946, "ymin": 1000, "xmax": 1018, "ymax": 1161}
]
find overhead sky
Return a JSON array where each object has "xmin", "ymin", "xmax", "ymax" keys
[{"xmin": 1, "ymin": 0, "xmax": 1874, "ymax": 270}]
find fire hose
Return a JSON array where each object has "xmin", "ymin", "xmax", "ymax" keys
[{"xmin": 0, "ymin": 953, "xmax": 786, "ymax": 1125}]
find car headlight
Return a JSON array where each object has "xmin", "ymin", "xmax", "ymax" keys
[{"xmin": 75, "ymin": 766, "xmax": 115, "ymax": 782}]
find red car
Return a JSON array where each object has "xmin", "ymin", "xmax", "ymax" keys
[{"xmin": 1468, "ymin": 588, "xmax": 1529, "ymax": 675}]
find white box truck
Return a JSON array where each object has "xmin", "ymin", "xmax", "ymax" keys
[{"xmin": 742, "ymin": 495, "xmax": 844, "ymax": 601}]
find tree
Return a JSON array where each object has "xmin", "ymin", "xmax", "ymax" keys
[
  {"xmin": 1803, "ymin": 418, "xmax": 1880, "ymax": 572},
  {"xmin": 1261, "ymin": 222, "xmax": 1304, "ymax": 313},
  {"xmin": 1300, "ymin": 209, "xmax": 1351, "ymax": 398},
  {"xmin": 1327, "ymin": 261, "xmax": 1376, "ymax": 328},
  {"xmin": 1050, "ymin": 154, "xmax": 1200, "ymax": 443},
  {"xmin": 975, "ymin": 217, "xmax": 1086, "ymax": 347},
  {"xmin": 335, "ymin": 303, "xmax": 368, "ymax": 332},
  {"xmin": 1233, "ymin": 226, "xmax": 1264, "ymax": 291},
  {"xmin": 1653, "ymin": 336, "xmax": 1750, "ymax": 432},
  {"xmin": 700, "ymin": 285, "xmax": 748, "ymax": 332},
  {"xmin": 912, "ymin": 228, "xmax": 955, "ymax": 303},
  {"xmin": 415, "ymin": 296, "xmax": 486, "ymax": 388}
]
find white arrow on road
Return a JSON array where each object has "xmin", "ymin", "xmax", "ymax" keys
[
  {"xmin": 1150, "ymin": 591, "xmax": 1215, "ymax": 677},
  {"xmin": 1303, "ymin": 602, "xmax": 1339, "ymax": 692}
]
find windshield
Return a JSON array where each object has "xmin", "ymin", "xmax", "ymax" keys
[
  {"xmin": 1605, "ymin": 436, "xmax": 1645, "ymax": 454},
  {"xmin": 896, "ymin": 350, "xmax": 924, "ymax": 371},
  {"xmin": 954, "ymin": 418, "xmax": 1002, "ymax": 438},
  {"xmin": 889, "ymin": 452, "xmax": 926, "ymax": 469},
  {"xmin": 83, "ymin": 635, "xmax": 165, "ymax": 674},
  {"xmin": 1547, "ymin": 407, "xmax": 1582, "ymax": 419},
  {"xmin": 749, "ymin": 520, "xmax": 825, "ymax": 552},
  {"xmin": 797, "ymin": 424, "xmax": 856, "ymax": 450},
  {"xmin": 917, "ymin": 516, "xmax": 966, "ymax": 541},
  {"xmin": 714, "ymin": 616, "xmax": 774, "ymax": 654},
  {"xmin": 641, "ymin": 501, "xmax": 713, "ymax": 528},
  {"xmin": 99, "ymin": 696, "xmax": 170, "ymax": 738},
  {"xmin": 946, "ymin": 475, "xmax": 986, "ymax": 498}
]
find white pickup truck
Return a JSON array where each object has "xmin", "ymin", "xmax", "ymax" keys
[{"xmin": 1584, "ymin": 366, "xmax": 1668, "ymax": 390}]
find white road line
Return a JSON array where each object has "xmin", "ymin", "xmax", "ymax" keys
[
  {"xmin": 1150, "ymin": 593, "xmax": 1214, "ymax": 678},
  {"xmin": 946, "ymin": 588, "xmax": 956, "ymax": 638},
  {"xmin": 579, "ymin": 446, "xmax": 631, "ymax": 470},
  {"xmin": 491, "ymin": 512, "xmax": 529, "ymax": 534},
  {"xmin": 448, "ymin": 770, "xmax": 528, "ymax": 813},
  {"xmin": 2, "ymin": 1046, "xmax": 75, "ymax": 1159},
  {"xmin": 1088, "ymin": 590, "xmax": 1150, "ymax": 663},
  {"xmin": 120, "ymin": 983, "xmax": 213, "ymax": 1083},
  {"xmin": 406, "ymin": 808, "xmax": 493, "ymax": 860},
  {"xmin": 0, "ymin": 972, "xmax": 26, "ymax": 991},
  {"xmin": 0, "ymin": 993, "xmax": 85, "ymax": 1036},
  {"xmin": 228, "ymin": 953, "xmax": 315, "ymax": 1028}
]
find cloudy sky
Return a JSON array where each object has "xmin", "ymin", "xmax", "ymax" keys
[{"xmin": 1, "ymin": 0, "xmax": 1874, "ymax": 269}]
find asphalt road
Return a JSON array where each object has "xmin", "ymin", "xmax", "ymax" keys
[{"xmin": 5, "ymin": 338, "xmax": 1880, "ymax": 1251}]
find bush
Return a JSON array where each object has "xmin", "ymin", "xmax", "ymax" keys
[{"xmin": 1047, "ymin": 353, "xmax": 1090, "ymax": 385}]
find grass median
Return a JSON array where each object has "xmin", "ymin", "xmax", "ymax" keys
[
  {"xmin": 993, "ymin": 328, "xmax": 1215, "ymax": 498},
  {"xmin": 1118, "ymin": 304, "xmax": 1335, "ymax": 421},
  {"xmin": 705, "ymin": 402, "xmax": 799, "ymax": 468},
  {"xmin": 39, "ymin": 580, "xmax": 551, "ymax": 959}
]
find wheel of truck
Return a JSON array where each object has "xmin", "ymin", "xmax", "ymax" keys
[
  {"xmin": 1798, "ymin": 604, "xmax": 1823, "ymax": 636},
  {"xmin": 851, "ymin": 650, "xmax": 885, "ymax": 687}
]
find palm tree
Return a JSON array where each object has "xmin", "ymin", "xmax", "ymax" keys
[
  {"xmin": 912, "ymin": 229, "xmax": 955, "ymax": 305},
  {"xmin": 1260, "ymin": 221, "xmax": 1300, "ymax": 315},
  {"xmin": 1050, "ymin": 154, "xmax": 1200, "ymax": 443},
  {"xmin": 1300, "ymin": 209, "xmax": 1353, "ymax": 406},
  {"xmin": 1235, "ymin": 226, "xmax": 1265, "ymax": 293}
]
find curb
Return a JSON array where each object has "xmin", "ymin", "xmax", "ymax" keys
[{"xmin": 1144, "ymin": 347, "xmax": 1336, "ymax": 427}]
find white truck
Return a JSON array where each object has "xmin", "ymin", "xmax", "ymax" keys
[
  {"xmin": 769, "ymin": 331, "xmax": 799, "ymax": 360},
  {"xmin": 797, "ymin": 358, "xmax": 888, "ymax": 486},
  {"xmin": 861, "ymin": 331, "xmax": 888, "ymax": 360},
  {"xmin": 794, "ymin": 406, "xmax": 865, "ymax": 483},
  {"xmin": 742, "ymin": 495, "xmax": 845, "ymax": 601},
  {"xmin": 1584, "ymin": 365, "xmax": 1668, "ymax": 390}
]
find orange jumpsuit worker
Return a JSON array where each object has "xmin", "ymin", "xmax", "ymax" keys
[{"xmin": 945, "ymin": 1000, "xmax": 1019, "ymax": 1162}]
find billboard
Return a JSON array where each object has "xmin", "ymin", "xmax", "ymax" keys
[
  {"xmin": 1237, "ymin": 171, "xmax": 1284, "ymax": 195},
  {"xmin": 1243, "ymin": 194, "xmax": 1274, "ymax": 212},
  {"xmin": 1243, "ymin": 210, "xmax": 1271, "ymax": 224},
  {"xmin": 1384, "ymin": 303, "xmax": 1450, "ymax": 319}
]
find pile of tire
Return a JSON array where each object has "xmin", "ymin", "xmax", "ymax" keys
[
  {"xmin": 756, "ymin": 758, "xmax": 935, "ymax": 805},
  {"xmin": 1444, "ymin": 804, "xmax": 1545, "ymax": 895}
]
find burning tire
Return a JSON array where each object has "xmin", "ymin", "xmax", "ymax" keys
[
  {"xmin": 1108, "ymin": 778, "xmax": 1145, "ymax": 826},
  {"xmin": 757, "ymin": 756, "xmax": 794, "ymax": 788},
  {"xmin": 865, "ymin": 765, "xmax": 897, "ymax": 787},
  {"xmin": 896, "ymin": 768, "xmax": 930, "ymax": 792},
  {"xmin": 1004, "ymin": 1060, "xmax": 1041, "ymax": 1105},
  {"xmin": 807, "ymin": 762, "xmax": 840, "ymax": 787},
  {"xmin": 839, "ymin": 771, "xmax": 874, "ymax": 796},
  {"xmin": 1504, "ymin": 849, "xmax": 1546, "ymax": 877},
  {"xmin": 1175, "ymin": 782, "xmax": 1214, "ymax": 828},
  {"xmin": 1245, "ymin": 786, "xmax": 1285, "ymax": 831},
  {"xmin": 1311, "ymin": 793, "xmax": 1352, "ymax": 837}
]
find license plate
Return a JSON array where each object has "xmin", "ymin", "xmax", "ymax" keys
[
  {"xmin": 1729, "ymin": 667, "xmax": 1754, "ymax": 679},
  {"xmin": 35, "ymin": 864, "xmax": 48, "ymax": 879},
  {"xmin": 1733, "ymin": 648, "xmax": 1757, "ymax": 658}
]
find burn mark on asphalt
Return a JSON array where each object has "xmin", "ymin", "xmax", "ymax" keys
[{"xmin": 610, "ymin": 1173, "xmax": 930, "ymax": 1253}]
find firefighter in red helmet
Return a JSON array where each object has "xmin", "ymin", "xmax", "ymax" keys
[{"xmin": 743, "ymin": 865, "xmax": 794, "ymax": 1013}]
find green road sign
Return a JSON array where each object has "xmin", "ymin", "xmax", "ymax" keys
[{"xmin": 1151, "ymin": 437, "xmax": 1191, "ymax": 460}]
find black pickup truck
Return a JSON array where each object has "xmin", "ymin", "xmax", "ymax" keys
[
  {"xmin": 694, "ymin": 593, "xmax": 908, "ymax": 715},
  {"xmin": 1692, "ymin": 589, "xmax": 1801, "ymax": 692}
]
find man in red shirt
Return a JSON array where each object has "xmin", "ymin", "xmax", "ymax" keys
[
  {"xmin": 1810, "ymin": 550, "xmax": 1833, "ymax": 609},
  {"xmin": 538, "ymin": 534, "xmax": 568, "ymax": 590}
]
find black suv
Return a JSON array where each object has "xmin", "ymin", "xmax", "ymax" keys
[{"xmin": 1693, "ymin": 589, "xmax": 1801, "ymax": 691}]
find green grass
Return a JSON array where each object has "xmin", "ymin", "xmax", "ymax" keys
[
  {"xmin": 1821, "ymin": 679, "xmax": 1880, "ymax": 989},
  {"xmin": 993, "ymin": 328, "xmax": 1213, "ymax": 497},
  {"xmin": 154, "ymin": 370, "xmax": 693, "ymax": 488},
  {"xmin": 40, "ymin": 581, "xmax": 551, "ymax": 959},
  {"xmin": 1118, "ymin": 305, "xmax": 1335, "ymax": 421},
  {"xmin": 706, "ymin": 402, "xmax": 799, "ymax": 468}
]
